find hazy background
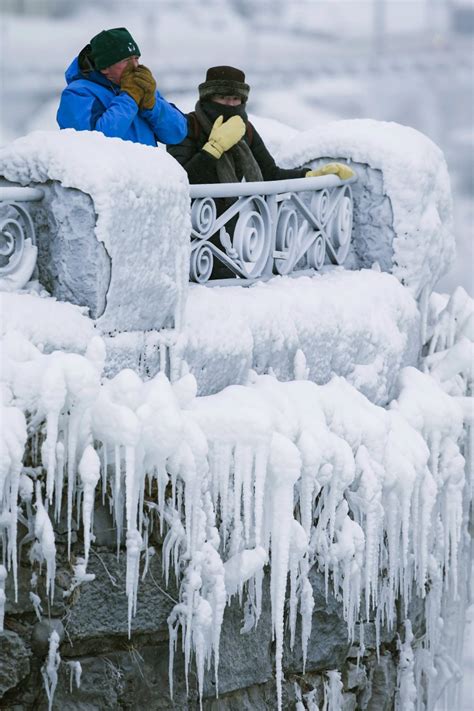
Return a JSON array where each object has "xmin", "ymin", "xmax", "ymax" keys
[{"xmin": 0, "ymin": 0, "xmax": 472, "ymax": 297}]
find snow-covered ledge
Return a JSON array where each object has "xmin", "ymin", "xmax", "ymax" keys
[{"xmin": 0, "ymin": 130, "xmax": 191, "ymax": 333}]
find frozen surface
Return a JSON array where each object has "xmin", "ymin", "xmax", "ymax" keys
[
  {"xmin": 0, "ymin": 130, "xmax": 191, "ymax": 332},
  {"xmin": 277, "ymin": 119, "xmax": 455, "ymax": 299},
  {"xmin": 0, "ymin": 288, "xmax": 95, "ymax": 354},
  {"xmin": 182, "ymin": 269, "xmax": 421, "ymax": 404},
  {"xmin": 0, "ymin": 282, "xmax": 472, "ymax": 710}
]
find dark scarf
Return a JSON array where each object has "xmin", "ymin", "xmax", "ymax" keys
[{"xmin": 194, "ymin": 101, "xmax": 263, "ymax": 184}]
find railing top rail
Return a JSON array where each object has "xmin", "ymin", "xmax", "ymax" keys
[
  {"xmin": 189, "ymin": 173, "xmax": 356, "ymax": 199},
  {"xmin": 0, "ymin": 187, "xmax": 44, "ymax": 203}
]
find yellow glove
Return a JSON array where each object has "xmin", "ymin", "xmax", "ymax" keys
[
  {"xmin": 120, "ymin": 65, "xmax": 145, "ymax": 107},
  {"xmin": 306, "ymin": 162, "xmax": 355, "ymax": 180},
  {"xmin": 202, "ymin": 115, "xmax": 246, "ymax": 159},
  {"xmin": 132, "ymin": 65, "xmax": 157, "ymax": 111}
]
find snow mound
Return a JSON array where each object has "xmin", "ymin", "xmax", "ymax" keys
[
  {"xmin": 277, "ymin": 119, "xmax": 455, "ymax": 299},
  {"xmin": 0, "ymin": 130, "xmax": 191, "ymax": 332},
  {"xmin": 182, "ymin": 269, "xmax": 421, "ymax": 404},
  {"xmin": 0, "ymin": 290, "xmax": 96, "ymax": 354}
]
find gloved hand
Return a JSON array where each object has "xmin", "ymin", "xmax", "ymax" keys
[
  {"xmin": 120, "ymin": 65, "xmax": 145, "ymax": 107},
  {"xmin": 132, "ymin": 65, "xmax": 157, "ymax": 110},
  {"xmin": 306, "ymin": 162, "xmax": 355, "ymax": 180},
  {"xmin": 203, "ymin": 115, "xmax": 246, "ymax": 159}
]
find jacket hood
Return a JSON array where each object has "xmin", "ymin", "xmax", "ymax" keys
[{"xmin": 64, "ymin": 49, "xmax": 114, "ymax": 89}]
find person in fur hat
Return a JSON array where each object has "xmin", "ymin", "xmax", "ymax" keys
[
  {"xmin": 57, "ymin": 27, "xmax": 187, "ymax": 146},
  {"xmin": 167, "ymin": 65, "xmax": 353, "ymax": 184}
]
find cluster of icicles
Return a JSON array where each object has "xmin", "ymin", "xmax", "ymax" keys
[{"xmin": 0, "ymin": 287, "xmax": 472, "ymax": 711}]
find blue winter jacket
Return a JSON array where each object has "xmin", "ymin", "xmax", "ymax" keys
[{"xmin": 57, "ymin": 56, "xmax": 187, "ymax": 146}]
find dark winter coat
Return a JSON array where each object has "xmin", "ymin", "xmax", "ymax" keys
[
  {"xmin": 57, "ymin": 50, "xmax": 187, "ymax": 147},
  {"xmin": 167, "ymin": 101, "xmax": 307, "ymax": 184}
]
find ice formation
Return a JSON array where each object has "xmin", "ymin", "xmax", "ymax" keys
[
  {"xmin": 277, "ymin": 119, "xmax": 455, "ymax": 301},
  {"xmin": 0, "ymin": 130, "xmax": 191, "ymax": 332},
  {"xmin": 0, "ymin": 279, "xmax": 471, "ymax": 709},
  {"xmin": 41, "ymin": 629, "xmax": 61, "ymax": 711},
  {"xmin": 183, "ymin": 268, "xmax": 421, "ymax": 401}
]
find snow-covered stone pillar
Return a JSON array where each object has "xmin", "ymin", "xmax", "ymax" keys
[
  {"xmin": 277, "ymin": 119, "xmax": 455, "ymax": 299},
  {"xmin": 0, "ymin": 130, "xmax": 191, "ymax": 334}
]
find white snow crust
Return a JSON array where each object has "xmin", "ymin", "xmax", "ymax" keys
[
  {"xmin": 276, "ymin": 119, "xmax": 455, "ymax": 299},
  {"xmin": 0, "ymin": 283, "xmax": 472, "ymax": 711},
  {"xmin": 182, "ymin": 269, "xmax": 421, "ymax": 404},
  {"xmin": 0, "ymin": 130, "xmax": 191, "ymax": 332},
  {"xmin": 0, "ymin": 289, "xmax": 96, "ymax": 354}
]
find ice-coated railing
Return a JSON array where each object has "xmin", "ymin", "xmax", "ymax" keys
[
  {"xmin": 0, "ymin": 186, "xmax": 43, "ymax": 277},
  {"xmin": 188, "ymin": 174, "xmax": 357, "ymax": 284}
]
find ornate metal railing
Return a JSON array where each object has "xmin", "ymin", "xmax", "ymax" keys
[
  {"xmin": 0, "ymin": 186, "xmax": 44, "ymax": 279},
  {"xmin": 188, "ymin": 174, "xmax": 356, "ymax": 284}
]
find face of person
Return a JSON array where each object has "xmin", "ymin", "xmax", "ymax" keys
[
  {"xmin": 101, "ymin": 55, "xmax": 139, "ymax": 84},
  {"xmin": 212, "ymin": 95, "xmax": 242, "ymax": 107}
]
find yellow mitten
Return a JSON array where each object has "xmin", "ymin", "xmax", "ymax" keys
[
  {"xmin": 203, "ymin": 115, "xmax": 246, "ymax": 159},
  {"xmin": 133, "ymin": 65, "xmax": 157, "ymax": 110},
  {"xmin": 306, "ymin": 162, "xmax": 355, "ymax": 180},
  {"xmin": 120, "ymin": 65, "xmax": 145, "ymax": 106}
]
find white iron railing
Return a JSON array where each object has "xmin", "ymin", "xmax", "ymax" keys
[
  {"xmin": 188, "ymin": 174, "xmax": 356, "ymax": 284},
  {"xmin": 0, "ymin": 186, "xmax": 44, "ymax": 277}
]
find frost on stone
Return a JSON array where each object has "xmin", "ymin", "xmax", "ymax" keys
[{"xmin": 0, "ymin": 282, "xmax": 472, "ymax": 711}]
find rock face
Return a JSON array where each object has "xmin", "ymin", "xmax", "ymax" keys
[
  {"xmin": 30, "ymin": 183, "xmax": 111, "ymax": 320},
  {"xmin": 2, "ymin": 512, "xmax": 403, "ymax": 710},
  {"xmin": 0, "ymin": 631, "xmax": 31, "ymax": 697}
]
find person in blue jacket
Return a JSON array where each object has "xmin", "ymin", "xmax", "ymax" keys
[{"xmin": 57, "ymin": 27, "xmax": 187, "ymax": 147}]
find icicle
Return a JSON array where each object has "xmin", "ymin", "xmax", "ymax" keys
[
  {"xmin": 66, "ymin": 408, "xmax": 82, "ymax": 559},
  {"xmin": 101, "ymin": 442, "xmax": 108, "ymax": 505},
  {"xmin": 113, "ymin": 445, "xmax": 123, "ymax": 555},
  {"xmin": 289, "ymin": 520, "xmax": 308, "ymax": 650},
  {"xmin": 396, "ymin": 620, "xmax": 416, "ymax": 711},
  {"xmin": 34, "ymin": 481, "xmax": 56, "ymax": 601},
  {"xmin": 54, "ymin": 441, "xmax": 64, "ymax": 523},
  {"xmin": 253, "ymin": 443, "xmax": 268, "ymax": 548},
  {"xmin": 126, "ymin": 528, "xmax": 142, "ymax": 636},
  {"xmin": 268, "ymin": 433, "xmax": 302, "ymax": 711},
  {"xmin": 29, "ymin": 590, "xmax": 43, "ymax": 621},
  {"xmin": 78, "ymin": 445, "xmax": 101, "ymax": 566},
  {"xmin": 125, "ymin": 445, "xmax": 137, "ymax": 532},
  {"xmin": 67, "ymin": 660, "xmax": 82, "ymax": 693},
  {"xmin": 41, "ymin": 630, "xmax": 61, "ymax": 711},
  {"xmin": 41, "ymin": 364, "xmax": 67, "ymax": 505},
  {"xmin": 300, "ymin": 573, "xmax": 314, "ymax": 672},
  {"xmin": 0, "ymin": 565, "xmax": 6, "ymax": 631},
  {"xmin": 323, "ymin": 670, "xmax": 343, "ymax": 711}
]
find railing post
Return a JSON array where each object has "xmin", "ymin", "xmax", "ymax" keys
[{"xmin": 263, "ymin": 193, "xmax": 278, "ymax": 278}]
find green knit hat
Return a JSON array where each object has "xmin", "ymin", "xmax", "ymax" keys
[{"xmin": 90, "ymin": 27, "xmax": 140, "ymax": 70}]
